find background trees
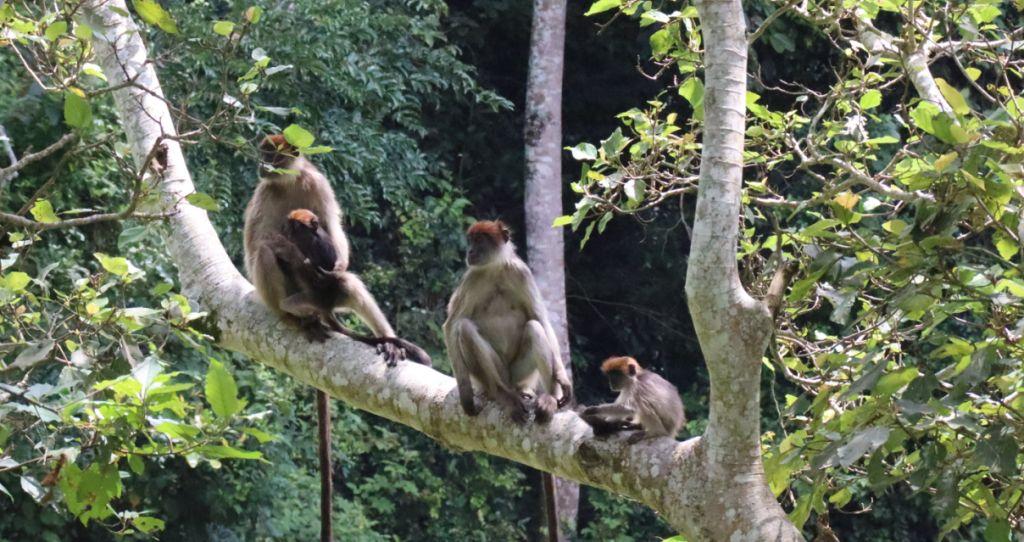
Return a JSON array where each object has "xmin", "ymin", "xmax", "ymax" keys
[{"xmin": 1, "ymin": 0, "xmax": 1022, "ymax": 540}]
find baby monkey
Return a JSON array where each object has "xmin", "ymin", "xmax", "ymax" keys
[
  {"xmin": 270, "ymin": 209, "xmax": 431, "ymax": 367},
  {"xmin": 580, "ymin": 356, "xmax": 685, "ymax": 443}
]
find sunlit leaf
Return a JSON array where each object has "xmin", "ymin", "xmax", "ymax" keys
[
  {"xmin": 206, "ymin": 359, "xmax": 241, "ymax": 419},
  {"xmin": 30, "ymin": 199, "xmax": 60, "ymax": 224},
  {"xmin": 283, "ymin": 124, "xmax": 315, "ymax": 148},
  {"xmin": 63, "ymin": 91, "xmax": 92, "ymax": 129},
  {"xmin": 186, "ymin": 192, "xmax": 220, "ymax": 212}
]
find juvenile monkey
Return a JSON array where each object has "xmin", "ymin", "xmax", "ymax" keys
[
  {"xmin": 580, "ymin": 356, "xmax": 685, "ymax": 443},
  {"xmin": 271, "ymin": 208, "xmax": 431, "ymax": 366},
  {"xmin": 443, "ymin": 220, "xmax": 573, "ymax": 423}
]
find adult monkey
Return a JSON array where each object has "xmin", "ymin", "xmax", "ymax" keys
[
  {"xmin": 244, "ymin": 134, "xmax": 425, "ymax": 542},
  {"xmin": 444, "ymin": 220, "xmax": 573, "ymax": 423}
]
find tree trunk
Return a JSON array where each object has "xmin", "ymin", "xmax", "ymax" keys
[
  {"xmin": 524, "ymin": 0, "xmax": 578, "ymax": 539},
  {"xmin": 683, "ymin": 0, "xmax": 803, "ymax": 539},
  {"xmin": 82, "ymin": 0, "xmax": 803, "ymax": 538}
]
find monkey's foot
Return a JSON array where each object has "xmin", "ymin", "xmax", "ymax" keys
[
  {"xmin": 376, "ymin": 342, "xmax": 403, "ymax": 367},
  {"xmin": 300, "ymin": 319, "xmax": 332, "ymax": 343},
  {"xmin": 533, "ymin": 394, "xmax": 558, "ymax": 424},
  {"xmin": 626, "ymin": 430, "xmax": 648, "ymax": 444},
  {"xmin": 460, "ymin": 398, "xmax": 481, "ymax": 417}
]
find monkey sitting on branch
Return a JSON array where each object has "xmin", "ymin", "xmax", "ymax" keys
[
  {"xmin": 269, "ymin": 208, "xmax": 431, "ymax": 366},
  {"xmin": 579, "ymin": 356, "xmax": 685, "ymax": 443},
  {"xmin": 444, "ymin": 220, "xmax": 573, "ymax": 423},
  {"xmin": 243, "ymin": 134, "xmax": 428, "ymax": 366}
]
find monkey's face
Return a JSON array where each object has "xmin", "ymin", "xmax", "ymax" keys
[
  {"xmin": 259, "ymin": 135, "xmax": 298, "ymax": 170},
  {"xmin": 466, "ymin": 234, "xmax": 502, "ymax": 267},
  {"xmin": 606, "ymin": 370, "xmax": 634, "ymax": 391},
  {"xmin": 286, "ymin": 217, "xmax": 319, "ymax": 242}
]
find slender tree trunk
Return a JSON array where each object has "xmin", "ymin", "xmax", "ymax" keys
[
  {"xmin": 524, "ymin": 0, "xmax": 578, "ymax": 539},
  {"xmin": 683, "ymin": 0, "xmax": 803, "ymax": 538},
  {"xmin": 82, "ymin": 0, "xmax": 803, "ymax": 538}
]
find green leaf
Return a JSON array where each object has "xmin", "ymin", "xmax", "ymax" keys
[
  {"xmin": 860, "ymin": 89, "xmax": 882, "ymax": 110},
  {"xmin": 898, "ymin": 293, "xmax": 933, "ymax": 313},
  {"xmin": 63, "ymin": 91, "xmax": 92, "ymax": 129},
  {"xmin": 994, "ymin": 235, "xmax": 1017, "ymax": 261},
  {"xmin": 837, "ymin": 427, "xmax": 891, "ymax": 467},
  {"xmin": 983, "ymin": 519, "xmax": 1011, "ymax": 542},
  {"xmin": 133, "ymin": 516, "xmax": 165, "ymax": 534},
  {"xmin": 301, "ymin": 145, "xmax": 332, "ymax": 155},
  {"xmin": 624, "ymin": 179, "xmax": 645, "ymax": 202},
  {"xmin": 585, "ymin": 0, "xmax": 621, "ymax": 16},
  {"xmin": 127, "ymin": 454, "xmax": 144, "ymax": 475},
  {"xmin": 155, "ymin": 421, "xmax": 199, "ymax": 440},
  {"xmin": 20, "ymin": 476, "xmax": 44, "ymax": 503},
  {"xmin": 283, "ymin": 124, "xmax": 315, "ymax": 148},
  {"xmin": 600, "ymin": 128, "xmax": 627, "ymax": 160},
  {"xmin": 552, "ymin": 215, "xmax": 573, "ymax": 228},
  {"xmin": 44, "ymin": 21, "xmax": 68, "ymax": 41},
  {"xmin": 935, "ymin": 78, "xmax": 970, "ymax": 116},
  {"xmin": 30, "ymin": 199, "xmax": 60, "ymax": 224},
  {"xmin": 678, "ymin": 77, "xmax": 705, "ymax": 120},
  {"xmin": 197, "ymin": 445, "xmax": 261, "ymax": 460},
  {"xmin": 3, "ymin": 271, "xmax": 31, "ymax": 292},
  {"xmin": 212, "ymin": 21, "xmax": 235, "ymax": 36},
  {"xmin": 569, "ymin": 143, "xmax": 597, "ymax": 161},
  {"xmin": 11, "ymin": 339, "xmax": 55, "ymax": 370},
  {"xmin": 933, "ymin": 151, "xmax": 958, "ymax": 172},
  {"xmin": 94, "ymin": 253, "xmax": 129, "ymax": 276},
  {"xmin": 132, "ymin": 0, "xmax": 178, "ymax": 33},
  {"xmin": 74, "ymin": 24, "xmax": 93, "ymax": 40},
  {"xmin": 185, "ymin": 192, "xmax": 220, "ymax": 212},
  {"xmin": 206, "ymin": 358, "xmax": 241, "ymax": 419},
  {"xmin": 244, "ymin": 6, "xmax": 263, "ymax": 23},
  {"xmin": 243, "ymin": 428, "xmax": 277, "ymax": 443},
  {"xmin": 874, "ymin": 367, "xmax": 919, "ymax": 396}
]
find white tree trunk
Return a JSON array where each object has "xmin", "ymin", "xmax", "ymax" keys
[
  {"xmin": 524, "ymin": 0, "xmax": 578, "ymax": 538},
  {"xmin": 684, "ymin": 0, "xmax": 803, "ymax": 539},
  {"xmin": 82, "ymin": 1, "xmax": 802, "ymax": 539}
]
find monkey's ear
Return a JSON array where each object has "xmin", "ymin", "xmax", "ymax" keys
[
  {"xmin": 627, "ymin": 364, "xmax": 637, "ymax": 376},
  {"xmin": 499, "ymin": 223, "xmax": 511, "ymax": 242}
]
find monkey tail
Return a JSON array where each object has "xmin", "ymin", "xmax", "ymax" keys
[{"xmin": 324, "ymin": 316, "xmax": 432, "ymax": 367}]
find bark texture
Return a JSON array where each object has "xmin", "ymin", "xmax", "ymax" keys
[
  {"xmin": 82, "ymin": 0, "xmax": 803, "ymax": 538},
  {"xmin": 524, "ymin": 0, "xmax": 578, "ymax": 538},
  {"xmin": 683, "ymin": 0, "xmax": 805, "ymax": 539}
]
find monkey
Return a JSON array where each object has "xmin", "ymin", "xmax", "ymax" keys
[
  {"xmin": 244, "ymin": 134, "xmax": 428, "ymax": 363},
  {"xmin": 243, "ymin": 135, "xmax": 430, "ymax": 542},
  {"xmin": 269, "ymin": 208, "xmax": 431, "ymax": 366},
  {"xmin": 579, "ymin": 356, "xmax": 685, "ymax": 444},
  {"xmin": 443, "ymin": 220, "xmax": 573, "ymax": 424}
]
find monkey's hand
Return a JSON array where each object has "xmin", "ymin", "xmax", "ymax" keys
[{"xmin": 556, "ymin": 380, "xmax": 574, "ymax": 408}]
